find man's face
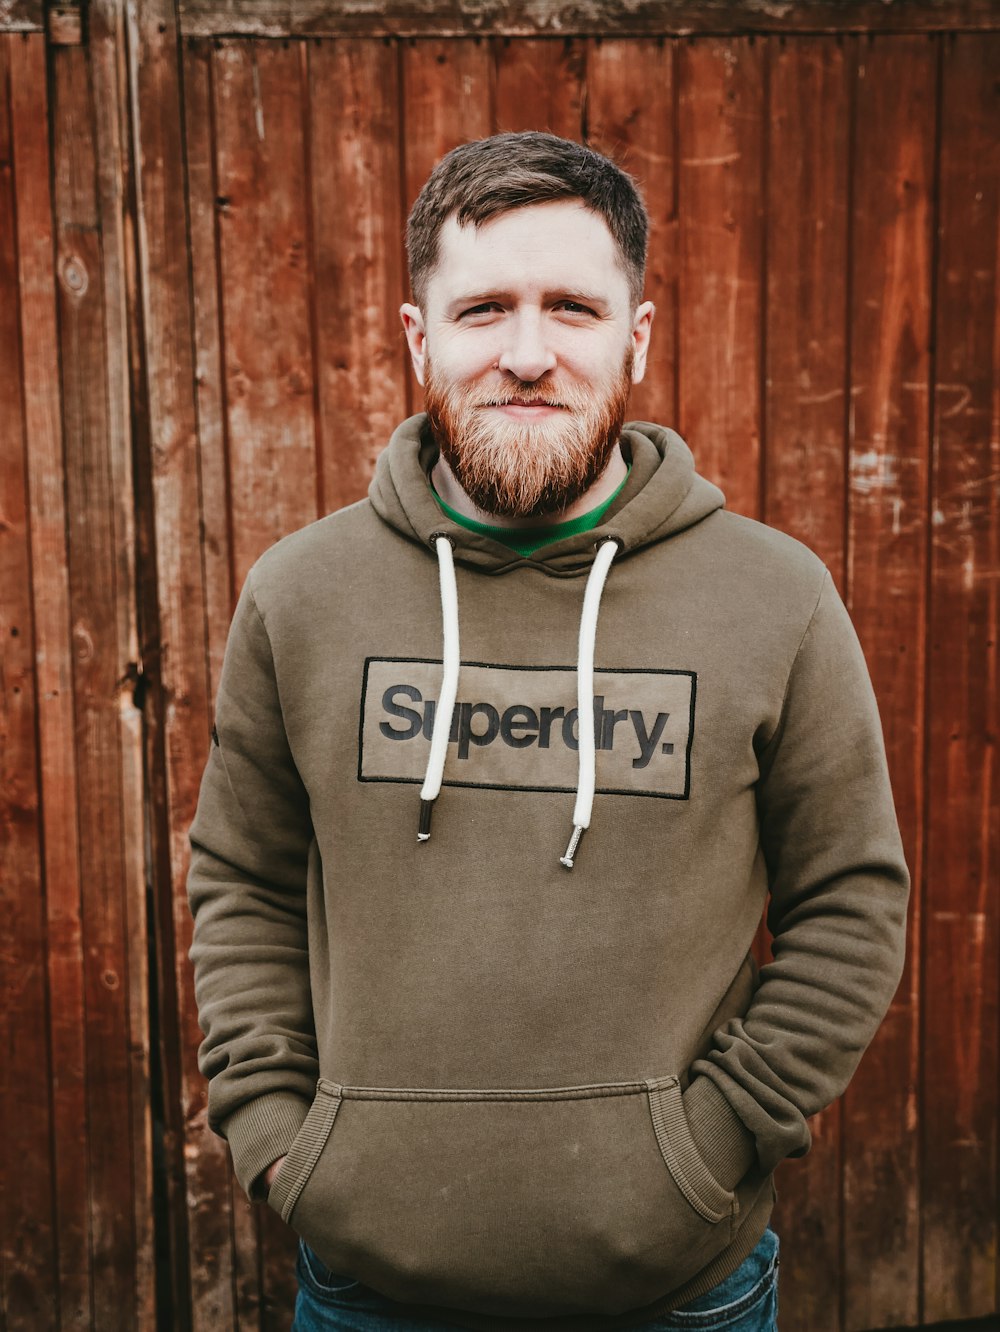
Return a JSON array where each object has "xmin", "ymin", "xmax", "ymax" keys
[{"xmin": 400, "ymin": 200, "xmax": 654, "ymax": 519}]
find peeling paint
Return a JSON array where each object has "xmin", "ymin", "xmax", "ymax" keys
[{"xmin": 851, "ymin": 450, "xmax": 900, "ymax": 494}]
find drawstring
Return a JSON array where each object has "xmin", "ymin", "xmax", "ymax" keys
[
  {"xmin": 418, "ymin": 536, "xmax": 460, "ymax": 841},
  {"xmin": 559, "ymin": 538, "xmax": 620, "ymax": 869},
  {"xmin": 418, "ymin": 535, "xmax": 621, "ymax": 869}
]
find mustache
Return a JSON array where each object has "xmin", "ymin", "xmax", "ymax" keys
[{"xmin": 474, "ymin": 390, "xmax": 575, "ymax": 409}]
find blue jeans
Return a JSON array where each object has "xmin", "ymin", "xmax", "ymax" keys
[{"xmin": 292, "ymin": 1226, "xmax": 779, "ymax": 1331}]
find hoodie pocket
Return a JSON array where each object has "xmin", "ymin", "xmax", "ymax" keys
[{"xmin": 268, "ymin": 1073, "xmax": 738, "ymax": 1318}]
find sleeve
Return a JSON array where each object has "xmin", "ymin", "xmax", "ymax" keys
[
  {"xmin": 680, "ymin": 568, "xmax": 912, "ymax": 1190},
  {"xmin": 186, "ymin": 565, "xmax": 318, "ymax": 1201}
]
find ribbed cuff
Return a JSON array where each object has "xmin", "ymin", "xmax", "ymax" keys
[
  {"xmin": 681, "ymin": 1075, "xmax": 759, "ymax": 1193},
  {"xmin": 222, "ymin": 1091, "xmax": 311, "ymax": 1202}
]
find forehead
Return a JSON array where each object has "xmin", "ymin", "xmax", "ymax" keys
[{"xmin": 428, "ymin": 199, "xmax": 629, "ymax": 307}]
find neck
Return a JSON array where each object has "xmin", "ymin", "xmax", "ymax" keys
[{"xmin": 430, "ymin": 444, "xmax": 628, "ymax": 529}]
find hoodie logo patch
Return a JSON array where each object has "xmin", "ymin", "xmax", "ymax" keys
[{"xmin": 358, "ymin": 658, "xmax": 696, "ymax": 799}]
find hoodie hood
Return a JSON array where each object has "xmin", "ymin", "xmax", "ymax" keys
[{"xmin": 368, "ymin": 413, "xmax": 725, "ymax": 576}]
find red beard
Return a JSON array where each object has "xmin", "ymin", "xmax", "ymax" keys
[{"xmin": 424, "ymin": 347, "xmax": 634, "ymax": 519}]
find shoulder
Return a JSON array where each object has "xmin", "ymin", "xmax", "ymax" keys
[
  {"xmin": 246, "ymin": 498, "xmax": 386, "ymax": 604},
  {"xmin": 707, "ymin": 509, "xmax": 830, "ymax": 604}
]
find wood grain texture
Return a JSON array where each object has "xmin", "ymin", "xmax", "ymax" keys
[
  {"xmin": 2, "ymin": 22, "xmax": 997, "ymax": 1331},
  {"xmin": 308, "ymin": 38, "xmax": 409, "ymax": 513},
  {"xmin": 7, "ymin": 34, "xmax": 92, "ymax": 1330},
  {"xmin": 585, "ymin": 37, "xmax": 677, "ymax": 428},
  {"xmin": 0, "ymin": 35, "xmax": 59, "ymax": 1331},
  {"xmin": 87, "ymin": 5, "xmax": 156, "ymax": 1324},
  {"xmin": 676, "ymin": 36, "xmax": 764, "ymax": 521},
  {"xmin": 49, "ymin": 35, "xmax": 146, "ymax": 1330},
  {"xmin": 922, "ymin": 30, "xmax": 1000, "ymax": 1323},
  {"xmin": 130, "ymin": 0, "xmax": 237, "ymax": 1324},
  {"xmin": 494, "ymin": 36, "xmax": 586, "ymax": 138},
  {"xmin": 762, "ymin": 35, "xmax": 851, "ymax": 1332},
  {"xmin": 842, "ymin": 35, "xmax": 934, "ymax": 1331},
  {"xmin": 213, "ymin": 39, "xmax": 320, "ymax": 575},
  {"xmin": 173, "ymin": 0, "xmax": 1000, "ymax": 39}
]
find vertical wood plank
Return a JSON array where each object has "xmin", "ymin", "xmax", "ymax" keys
[
  {"xmin": 87, "ymin": 4, "xmax": 156, "ymax": 1323},
  {"xmin": 128, "ymin": 0, "xmax": 235, "ymax": 1325},
  {"xmin": 0, "ymin": 34, "xmax": 59, "ymax": 1331},
  {"xmin": 923, "ymin": 30, "xmax": 1000, "ymax": 1323},
  {"xmin": 308, "ymin": 37, "xmax": 409, "ymax": 513},
  {"xmin": 494, "ymin": 36, "xmax": 585, "ymax": 138},
  {"xmin": 843, "ymin": 34, "xmax": 935, "ymax": 1331},
  {"xmin": 49, "ymin": 36, "xmax": 142, "ymax": 1329},
  {"xmin": 762, "ymin": 36, "xmax": 851, "ymax": 1332},
  {"xmin": 676, "ymin": 36, "xmax": 764, "ymax": 520},
  {"xmin": 212, "ymin": 39, "xmax": 319, "ymax": 577},
  {"xmin": 8, "ymin": 31, "xmax": 91, "ymax": 1330},
  {"xmin": 400, "ymin": 35, "xmax": 493, "ymax": 229},
  {"xmin": 585, "ymin": 37, "xmax": 677, "ymax": 429}
]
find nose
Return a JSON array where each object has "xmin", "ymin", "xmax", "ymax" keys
[{"xmin": 496, "ymin": 311, "xmax": 557, "ymax": 383}]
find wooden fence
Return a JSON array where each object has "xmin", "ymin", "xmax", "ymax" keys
[{"xmin": 1, "ymin": 1, "xmax": 997, "ymax": 1328}]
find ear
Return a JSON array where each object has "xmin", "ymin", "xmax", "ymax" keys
[
  {"xmin": 400, "ymin": 303, "xmax": 427, "ymax": 386},
  {"xmin": 630, "ymin": 301, "xmax": 656, "ymax": 385}
]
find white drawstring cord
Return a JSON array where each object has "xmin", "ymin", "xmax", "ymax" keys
[
  {"xmin": 418, "ymin": 536, "xmax": 460, "ymax": 841},
  {"xmin": 560, "ymin": 538, "xmax": 620, "ymax": 869}
]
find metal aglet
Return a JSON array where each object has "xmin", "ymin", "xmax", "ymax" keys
[
  {"xmin": 560, "ymin": 824, "xmax": 585, "ymax": 869},
  {"xmin": 418, "ymin": 798, "xmax": 434, "ymax": 842}
]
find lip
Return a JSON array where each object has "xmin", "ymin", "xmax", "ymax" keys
[{"xmin": 488, "ymin": 403, "xmax": 565, "ymax": 419}]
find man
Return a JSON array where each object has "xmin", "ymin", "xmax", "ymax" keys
[{"xmin": 187, "ymin": 132, "xmax": 910, "ymax": 1331}]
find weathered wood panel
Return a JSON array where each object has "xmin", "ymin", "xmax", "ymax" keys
[
  {"xmin": 763, "ymin": 35, "xmax": 852, "ymax": 1332},
  {"xmin": 585, "ymin": 37, "xmax": 677, "ymax": 429},
  {"xmin": 3, "ymin": 18, "xmax": 999, "ymax": 1332},
  {"xmin": 494, "ymin": 35, "xmax": 585, "ymax": 138},
  {"xmin": 922, "ymin": 30, "xmax": 1000, "ymax": 1323},
  {"xmin": 0, "ymin": 35, "xmax": 59, "ymax": 1331},
  {"xmin": 308, "ymin": 38, "xmax": 409, "ymax": 512},
  {"xmin": 21, "ymin": 11, "xmax": 154, "ymax": 1327},
  {"xmin": 212, "ymin": 41, "xmax": 319, "ymax": 570},
  {"xmin": 842, "ymin": 35, "xmax": 934, "ymax": 1331},
  {"xmin": 7, "ymin": 32, "xmax": 93, "ymax": 1329},
  {"xmin": 0, "ymin": 0, "xmax": 42, "ymax": 32},
  {"xmin": 676, "ymin": 37, "xmax": 764, "ymax": 521},
  {"xmin": 174, "ymin": 0, "xmax": 1000, "ymax": 39}
]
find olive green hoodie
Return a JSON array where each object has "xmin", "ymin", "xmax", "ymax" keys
[{"xmin": 187, "ymin": 414, "xmax": 910, "ymax": 1328}]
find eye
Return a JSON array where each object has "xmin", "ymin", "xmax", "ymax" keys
[
  {"xmin": 460, "ymin": 302, "xmax": 502, "ymax": 317},
  {"xmin": 557, "ymin": 301, "xmax": 597, "ymax": 316}
]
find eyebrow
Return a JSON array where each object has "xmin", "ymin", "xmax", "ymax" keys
[{"xmin": 446, "ymin": 289, "xmax": 611, "ymax": 313}]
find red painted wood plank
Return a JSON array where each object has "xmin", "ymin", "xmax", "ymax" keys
[
  {"xmin": 922, "ymin": 30, "xmax": 1000, "ymax": 1323},
  {"xmin": 87, "ymin": 4, "xmax": 157, "ymax": 1321},
  {"xmin": 212, "ymin": 39, "xmax": 320, "ymax": 578},
  {"xmin": 585, "ymin": 37, "xmax": 677, "ymax": 430},
  {"xmin": 132, "ymin": 6, "xmax": 240, "ymax": 1326},
  {"xmin": 8, "ymin": 33, "xmax": 92, "ymax": 1328},
  {"xmin": 494, "ymin": 36, "xmax": 585, "ymax": 138},
  {"xmin": 763, "ymin": 35, "xmax": 852, "ymax": 1332},
  {"xmin": 842, "ymin": 34, "xmax": 935, "ymax": 1331},
  {"xmin": 0, "ymin": 35, "xmax": 59, "ymax": 1331},
  {"xmin": 676, "ymin": 36, "xmax": 764, "ymax": 521},
  {"xmin": 307, "ymin": 38, "xmax": 409, "ymax": 512},
  {"xmin": 49, "ymin": 39, "xmax": 140, "ymax": 1328},
  {"xmin": 401, "ymin": 37, "xmax": 494, "ymax": 225}
]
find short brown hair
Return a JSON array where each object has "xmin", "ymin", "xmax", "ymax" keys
[{"xmin": 406, "ymin": 131, "xmax": 649, "ymax": 311}]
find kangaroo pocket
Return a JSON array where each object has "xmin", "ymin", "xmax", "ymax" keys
[{"xmin": 266, "ymin": 1073, "xmax": 739, "ymax": 1318}]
